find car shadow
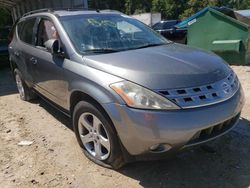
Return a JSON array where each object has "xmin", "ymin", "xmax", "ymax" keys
[
  {"xmin": 0, "ymin": 65, "xmax": 18, "ymax": 97},
  {"xmin": 31, "ymin": 98, "xmax": 73, "ymax": 131},
  {"xmin": 117, "ymin": 118, "xmax": 250, "ymax": 188},
  {"xmin": 0, "ymin": 66, "xmax": 72, "ymax": 129}
]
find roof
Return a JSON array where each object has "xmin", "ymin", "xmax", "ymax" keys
[
  {"xmin": 18, "ymin": 8, "xmax": 122, "ymax": 19},
  {"xmin": 54, "ymin": 10, "xmax": 121, "ymax": 17}
]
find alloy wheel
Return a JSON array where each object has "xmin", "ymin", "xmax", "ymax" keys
[{"xmin": 78, "ymin": 112, "xmax": 111, "ymax": 160}]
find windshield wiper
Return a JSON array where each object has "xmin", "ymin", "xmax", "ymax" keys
[
  {"xmin": 84, "ymin": 48, "xmax": 120, "ymax": 54},
  {"xmin": 133, "ymin": 43, "xmax": 166, "ymax": 50}
]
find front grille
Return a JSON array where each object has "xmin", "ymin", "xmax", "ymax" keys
[
  {"xmin": 186, "ymin": 114, "xmax": 240, "ymax": 147},
  {"xmin": 158, "ymin": 71, "xmax": 239, "ymax": 108}
]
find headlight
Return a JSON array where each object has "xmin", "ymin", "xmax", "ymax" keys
[{"xmin": 110, "ymin": 81, "xmax": 180, "ymax": 110}]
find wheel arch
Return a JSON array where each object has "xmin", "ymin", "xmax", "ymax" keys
[
  {"xmin": 70, "ymin": 90, "xmax": 99, "ymax": 115},
  {"xmin": 69, "ymin": 90, "xmax": 119, "ymax": 134},
  {"xmin": 68, "ymin": 78, "xmax": 121, "ymax": 114}
]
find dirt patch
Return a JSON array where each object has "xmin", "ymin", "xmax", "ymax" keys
[{"xmin": 0, "ymin": 65, "xmax": 249, "ymax": 188}]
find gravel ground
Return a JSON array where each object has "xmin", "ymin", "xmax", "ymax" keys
[{"xmin": 0, "ymin": 65, "xmax": 249, "ymax": 188}]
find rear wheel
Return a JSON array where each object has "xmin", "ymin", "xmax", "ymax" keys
[
  {"xmin": 14, "ymin": 69, "xmax": 36, "ymax": 101},
  {"xmin": 73, "ymin": 101, "xmax": 124, "ymax": 169}
]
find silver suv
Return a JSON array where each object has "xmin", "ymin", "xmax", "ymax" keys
[{"xmin": 9, "ymin": 9, "xmax": 245, "ymax": 169}]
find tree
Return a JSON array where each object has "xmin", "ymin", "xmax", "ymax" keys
[
  {"xmin": 124, "ymin": 0, "xmax": 152, "ymax": 15},
  {"xmin": 152, "ymin": 0, "xmax": 185, "ymax": 19},
  {"xmin": 124, "ymin": 0, "xmax": 132, "ymax": 14},
  {"xmin": 88, "ymin": 0, "xmax": 126, "ymax": 12},
  {"xmin": 87, "ymin": 0, "xmax": 250, "ymax": 19},
  {"xmin": 180, "ymin": 0, "xmax": 219, "ymax": 18},
  {"xmin": 225, "ymin": 0, "xmax": 249, "ymax": 9},
  {"xmin": 180, "ymin": 0, "xmax": 250, "ymax": 19}
]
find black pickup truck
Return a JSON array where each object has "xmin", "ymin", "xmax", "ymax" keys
[{"xmin": 152, "ymin": 20, "xmax": 187, "ymax": 44}]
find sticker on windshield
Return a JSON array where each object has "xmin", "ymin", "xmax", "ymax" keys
[{"xmin": 87, "ymin": 19, "xmax": 116, "ymax": 27}]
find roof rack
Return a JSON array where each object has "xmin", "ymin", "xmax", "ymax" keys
[
  {"xmin": 22, "ymin": 8, "xmax": 52, "ymax": 17},
  {"xmin": 101, "ymin": 9, "xmax": 123, "ymax": 14},
  {"xmin": 22, "ymin": 7, "xmax": 98, "ymax": 17}
]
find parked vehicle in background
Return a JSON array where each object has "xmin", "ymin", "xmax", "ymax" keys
[
  {"xmin": 9, "ymin": 9, "xmax": 244, "ymax": 169},
  {"xmin": 0, "ymin": 26, "xmax": 11, "ymax": 63},
  {"xmin": 152, "ymin": 20, "xmax": 187, "ymax": 44}
]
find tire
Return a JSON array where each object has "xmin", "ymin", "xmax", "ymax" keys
[
  {"xmin": 14, "ymin": 69, "xmax": 36, "ymax": 101},
  {"xmin": 73, "ymin": 101, "xmax": 124, "ymax": 169}
]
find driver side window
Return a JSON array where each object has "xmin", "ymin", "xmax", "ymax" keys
[{"xmin": 37, "ymin": 18, "xmax": 59, "ymax": 48}]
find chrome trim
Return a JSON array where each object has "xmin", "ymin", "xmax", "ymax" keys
[{"xmin": 158, "ymin": 71, "xmax": 240, "ymax": 109}]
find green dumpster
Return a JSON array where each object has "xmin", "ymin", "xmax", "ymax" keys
[{"xmin": 176, "ymin": 7, "xmax": 250, "ymax": 65}]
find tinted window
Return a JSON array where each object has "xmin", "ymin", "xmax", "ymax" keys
[{"xmin": 18, "ymin": 18, "xmax": 36, "ymax": 44}]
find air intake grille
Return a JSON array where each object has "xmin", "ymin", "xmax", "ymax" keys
[
  {"xmin": 158, "ymin": 71, "xmax": 239, "ymax": 108},
  {"xmin": 186, "ymin": 114, "xmax": 240, "ymax": 147}
]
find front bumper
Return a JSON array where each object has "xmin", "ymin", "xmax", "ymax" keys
[{"xmin": 103, "ymin": 86, "xmax": 245, "ymax": 156}]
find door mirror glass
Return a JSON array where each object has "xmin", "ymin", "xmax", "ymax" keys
[
  {"xmin": 37, "ymin": 19, "xmax": 65, "ymax": 58},
  {"xmin": 44, "ymin": 39, "xmax": 59, "ymax": 54}
]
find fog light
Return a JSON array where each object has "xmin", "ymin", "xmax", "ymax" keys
[{"xmin": 149, "ymin": 144, "xmax": 172, "ymax": 153}]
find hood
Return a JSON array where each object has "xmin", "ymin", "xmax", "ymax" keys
[{"xmin": 83, "ymin": 43, "xmax": 231, "ymax": 90}]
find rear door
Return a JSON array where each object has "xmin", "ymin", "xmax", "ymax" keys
[
  {"xmin": 14, "ymin": 18, "xmax": 37, "ymax": 85},
  {"xmin": 31, "ymin": 17, "xmax": 68, "ymax": 108}
]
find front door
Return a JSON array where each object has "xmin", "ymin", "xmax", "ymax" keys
[{"xmin": 31, "ymin": 17, "xmax": 68, "ymax": 108}]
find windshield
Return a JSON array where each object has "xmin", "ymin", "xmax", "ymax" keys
[{"xmin": 60, "ymin": 14, "xmax": 169, "ymax": 54}]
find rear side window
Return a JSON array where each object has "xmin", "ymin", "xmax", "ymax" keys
[{"xmin": 18, "ymin": 18, "xmax": 36, "ymax": 44}]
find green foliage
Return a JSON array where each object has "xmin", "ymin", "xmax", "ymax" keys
[
  {"xmin": 1, "ymin": 0, "xmax": 250, "ymax": 25},
  {"xmin": 152, "ymin": 0, "xmax": 185, "ymax": 19},
  {"xmin": 88, "ymin": 0, "xmax": 250, "ymax": 19},
  {"xmin": 123, "ymin": 0, "xmax": 152, "ymax": 15},
  {"xmin": 180, "ymin": 0, "xmax": 218, "ymax": 18},
  {"xmin": 181, "ymin": 0, "xmax": 250, "ymax": 18}
]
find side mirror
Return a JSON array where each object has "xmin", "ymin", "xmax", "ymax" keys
[{"xmin": 44, "ymin": 39, "xmax": 60, "ymax": 54}]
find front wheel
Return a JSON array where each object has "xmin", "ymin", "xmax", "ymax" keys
[{"xmin": 73, "ymin": 101, "xmax": 124, "ymax": 169}]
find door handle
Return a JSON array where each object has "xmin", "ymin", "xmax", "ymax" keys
[{"xmin": 30, "ymin": 57, "xmax": 37, "ymax": 65}]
